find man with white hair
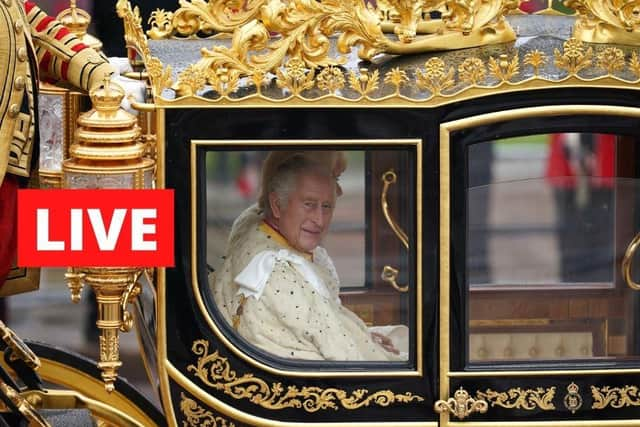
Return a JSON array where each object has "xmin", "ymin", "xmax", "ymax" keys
[{"xmin": 211, "ymin": 151, "xmax": 406, "ymax": 361}]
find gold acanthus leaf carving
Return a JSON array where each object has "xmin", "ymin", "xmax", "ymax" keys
[
  {"xmin": 180, "ymin": 393, "xmax": 236, "ymax": 427},
  {"xmin": 186, "ymin": 339, "xmax": 424, "ymax": 412},
  {"xmin": 116, "ymin": 0, "xmax": 173, "ymax": 94},
  {"xmin": 179, "ymin": 0, "xmax": 518, "ymax": 93},
  {"xmin": 147, "ymin": 0, "xmax": 268, "ymax": 39},
  {"xmin": 477, "ymin": 387, "xmax": 556, "ymax": 411},
  {"xmin": 554, "ymin": 38, "xmax": 593, "ymax": 75},
  {"xmin": 591, "ymin": 385, "xmax": 640, "ymax": 409}
]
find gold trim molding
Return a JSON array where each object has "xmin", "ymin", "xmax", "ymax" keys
[
  {"xmin": 180, "ymin": 392, "xmax": 236, "ymax": 427},
  {"xmin": 591, "ymin": 385, "xmax": 640, "ymax": 410},
  {"xmin": 476, "ymin": 387, "xmax": 556, "ymax": 411},
  {"xmin": 186, "ymin": 339, "xmax": 424, "ymax": 412}
]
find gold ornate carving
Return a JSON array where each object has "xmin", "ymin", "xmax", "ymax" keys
[
  {"xmin": 476, "ymin": 387, "xmax": 556, "ymax": 411},
  {"xmin": 563, "ymin": 382, "xmax": 583, "ymax": 413},
  {"xmin": 180, "ymin": 393, "xmax": 236, "ymax": 427},
  {"xmin": 488, "ymin": 54, "xmax": 519, "ymax": 82},
  {"xmin": 591, "ymin": 385, "xmax": 640, "ymax": 409},
  {"xmin": 116, "ymin": 0, "xmax": 173, "ymax": 95},
  {"xmin": 186, "ymin": 340, "xmax": 424, "ymax": 412},
  {"xmin": 458, "ymin": 57, "xmax": 487, "ymax": 85},
  {"xmin": 148, "ymin": 0, "xmax": 267, "ymax": 39},
  {"xmin": 568, "ymin": 0, "xmax": 640, "ymax": 46},
  {"xmin": 416, "ymin": 58, "xmax": 455, "ymax": 95},
  {"xmin": 596, "ymin": 47, "xmax": 625, "ymax": 74},
  {"xmin": 622, "ymin": 232, "xmax": 640, "ymax": 290},
  {"xmin": 523, "ymin": 50, "xmax": 547, "ymax": 76},
  {"xmin": 434, "ymin": 387, "xmax": 488, "ymax": 420},
  {"xmin": 165, "ymin": 0, "xmax": 518, "ymax": 96},
  {"xmin": 554, "ymin": 38, "xmax": 593, "ymax": 75},
  {"xmin": 348, "ymin": 69, "xmax": 380, "ymax": 97}
]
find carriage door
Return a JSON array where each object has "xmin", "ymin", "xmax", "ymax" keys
[{"xmin": 437, "ymin": 105, "xmax": 640, "ymax": 426}]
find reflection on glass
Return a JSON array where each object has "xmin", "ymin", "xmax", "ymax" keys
[
  {"xmin": 467, "ymin": 133, "xmax": 640, "ymax": 364},
  {"xmin": 205, "ymin": 149, "xmax": 411, "ymax": 361}
]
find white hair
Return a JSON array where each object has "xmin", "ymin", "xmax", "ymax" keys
[{"xmin": 264, "ymin": 156, "xmax": 336, "ymax": 219}]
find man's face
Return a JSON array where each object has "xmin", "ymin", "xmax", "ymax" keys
[{"xmin": 271, "ymin": 173, "xmax": 336, "ymax": 253}]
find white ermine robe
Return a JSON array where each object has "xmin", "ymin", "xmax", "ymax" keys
[{"xmin": 210, "ymin": 205, "xmax": 406, "ymax": 361}]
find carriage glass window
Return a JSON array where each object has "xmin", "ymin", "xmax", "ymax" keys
[
  {"xmin": 467, "ymin": 133, "xmax": 640, "ymax": 364},
  {"xmin": 205, "ymin": 147, "xmax": 416, "ymax": 362}
]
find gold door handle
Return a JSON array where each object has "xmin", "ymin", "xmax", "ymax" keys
[
  {"xmin": 381, "ymin": 265, "xmax": 409, "ymax": 293},
  {"xmin": 622, "ymin": 232, "xmax": 640, "ymax": 290},
  {"xmin": 434, "ymin": 388, "xmax": 488, "ymax": 420},
  {"xmin": 381, "ymin": 170, "xmax": 409, "ymax": 249},
  {"xmin": 380, "ymin": 169, "xmax": 411, "ymax": 293}
]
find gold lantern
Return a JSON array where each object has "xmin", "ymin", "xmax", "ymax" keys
[{"xmin": 62, "ymin": 79, "xmax": 154, "ymax": 392}]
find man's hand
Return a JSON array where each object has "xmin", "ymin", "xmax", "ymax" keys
[
  {"xmin": 108, "ymin": 58, "xmax": 147, "ymax": 115},
  {"xmin": 371, "ymin": 331, "xmax": 400, "ymax": 355}
]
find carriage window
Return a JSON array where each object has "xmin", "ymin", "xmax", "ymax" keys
[
  {"xmin": 467, "ymin": 133, "xmax": 640, "ymax": 364},
  {"xmin": 205, "ymin": 147, "xmax": 415, "ymax": 362}
]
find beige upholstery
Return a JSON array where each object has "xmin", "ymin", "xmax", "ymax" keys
[{"xmin": 469, "ymin": 332, "xmax": 593, "ymax": 361}]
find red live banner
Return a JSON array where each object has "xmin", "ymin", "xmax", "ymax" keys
[{"xmin": 17, "ymin": 189, "xmax": 174, "ymax": 267}]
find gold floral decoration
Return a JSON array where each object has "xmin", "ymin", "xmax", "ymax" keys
[
  {"xmin": 554, "ymin": 38, "xmax": 593, "ymax": 75},
  {"xmin": 251, "ymin": 70, "xmax": 268, "ymax": 95},
  {"xmin": 276, "ymin": 58, "xmax": 316, "ymax": 96},
  {"xmin": 630, "ymin": 52, "xmax": 640, "ymax": 78},
  {"xmin": 316, "ymin": 66, "xmax": 346, "ymax": 93},
  {"xmin": 348, "ymin": 68, "xmax": 380, "ymax": 97},
  {"xmin": 488, "ymin": 53, "xmax": 520, "ymax": 82},
  {"xmin": 591, "ymin": 385, "xmax": 640, "ymax": 409},
  {"xmin": 596, "ymin": 47, "xmax": 626, "ymax": 74},
  {"xmin": 524, "ymin": 50, "xmax": 547, "ymax": 76},
  {"xmin": 384, "ymin": 67, "xmax": 409, "ymax": 95},
  {"xmin": 146, "ymin": 57, "xmax": 174, "ymax": 96},
  {"xmin": 477, "ymin": 387, "xmax": 556, "ymax": 411},
  {"xmin": 207, "ymin": 67, "xmax": 240, "ymax": 96},
  {"xmin": 458, "ymin": 57, "xmax": 487, "ymax": 85},
  {"xmin": 416, "ymin": 58, "xmax": 455, "ymax": 95},
  {"xmin": 175, "ymin": 64, "xmax": 208, "ymax": 96},
  {"xmin": 180, "ymin": 393, "xmax": 236, "ymax": 427},
  {"xmin": 186, "ymin": 339, "xmax": 424, "ymax": 412}
]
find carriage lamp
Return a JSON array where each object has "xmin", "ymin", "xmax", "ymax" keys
[{"xmin": 62, "ymin": 78, "xmax": 154, "ymax": 392}]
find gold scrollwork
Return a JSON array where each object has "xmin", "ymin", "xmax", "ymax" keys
[
  {"xmin": 476, "ymin": 387, "xmax": 556, "ymax": 411},
  {"xmin": 434, "ymin": 387, "xmax": 488, "ymax": 420},
  {"xmin": 147, "ymin": 0, "xmax": 267, "ymax": 39},
  {"xmin": 568, "ymin": 0, "xmax": 640, "ymax": 46},
  {"xmin": 591, "ymin": 385, "xmax": 640, "ymax": 410},
  {"xmin": 116, "ymin": 0, "xmax": 173, "ymax": 95},
  {"xmin": 180, "ymin": 392, "xmax": 236, "ymax": 427},
  {"xmin": 186, "ymin": 340, "xmax": 424, "ymax": 412}
]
